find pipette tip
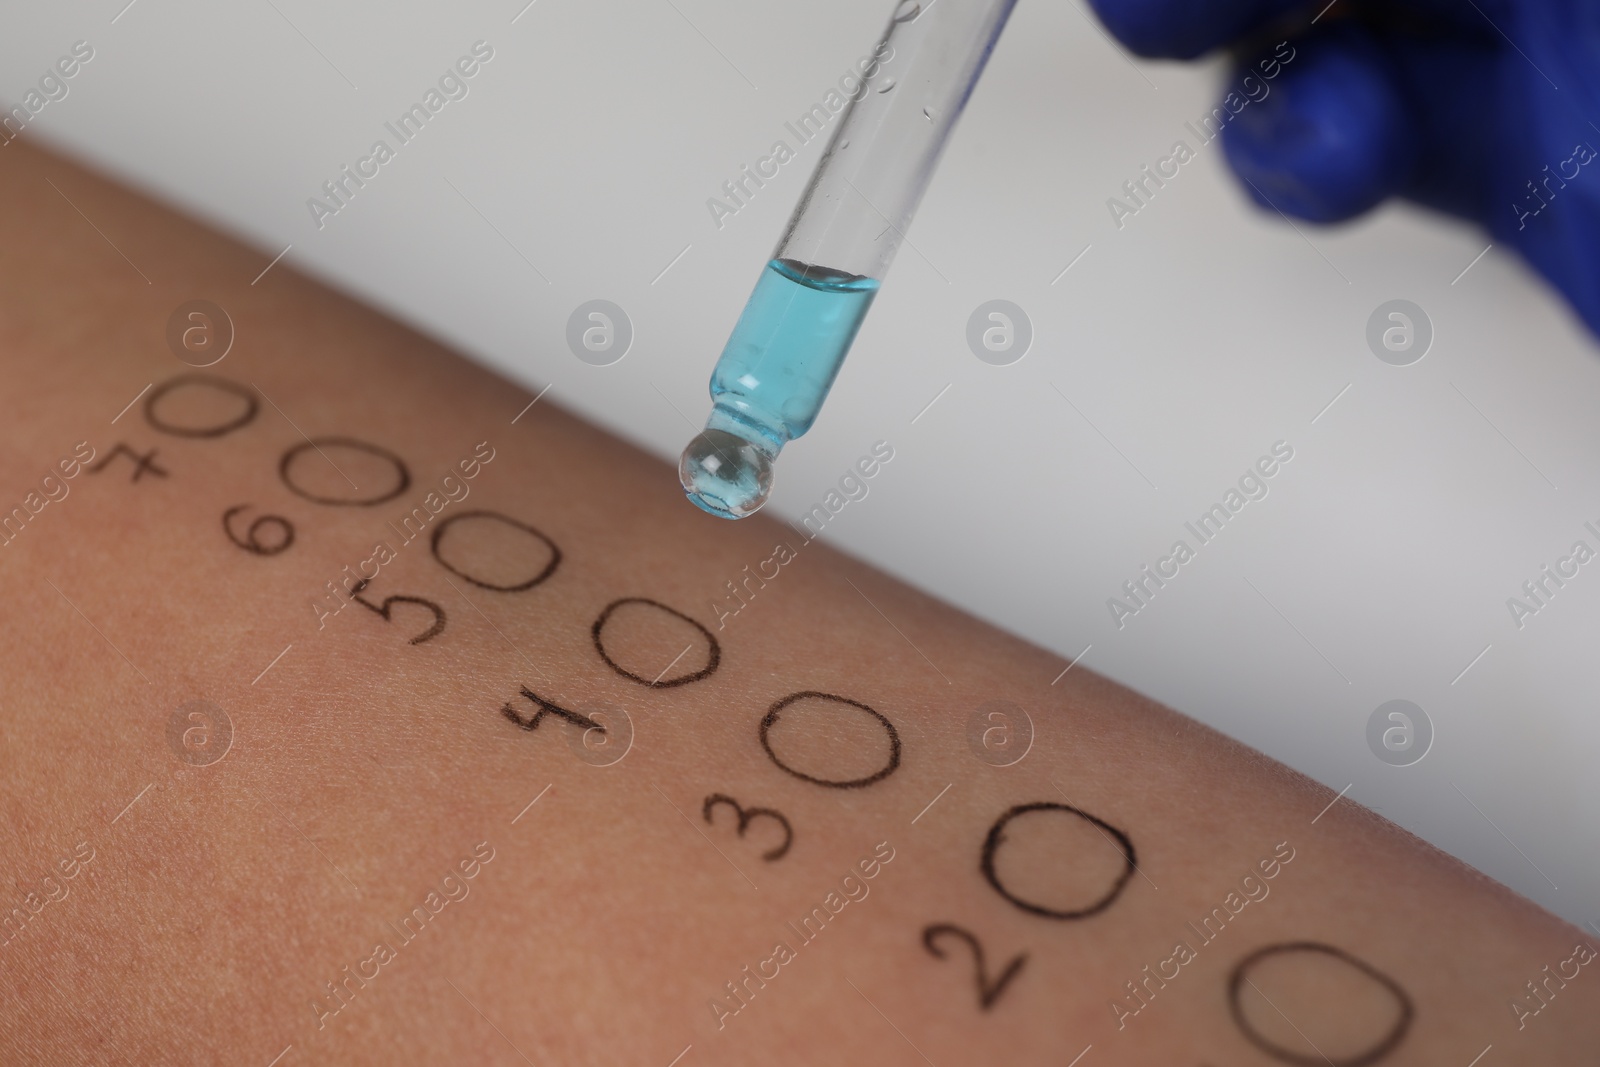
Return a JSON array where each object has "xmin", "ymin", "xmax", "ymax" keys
[{"xmin": 679, "ymin": 428, "xmax": 776, "ymax": 519}]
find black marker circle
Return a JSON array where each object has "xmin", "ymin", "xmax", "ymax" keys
[
  {"xmin": 279, "ymin": 437, "xmax": 410, "ymax": 507},
  {"xmin": 1228, "ymin": 942, "xmax": 1413, "ymax": 1067},
  {"xmin": 430, "ymin": 509, "xmax": 560, "ymax": 592},
  {"xmin": 144, "ymin": 374, "xmax": 259, "ymax": 438},
  {"xmin": 980, "ymin": 802, "xmax": 1136, "ymax": 920},
  {"xmin": 759, "ymin": 691, "xmax": 901, "ymax": 789},
  {"xmin": 592, "ymin": 598, "xmax": 720, "ymax": 688}
]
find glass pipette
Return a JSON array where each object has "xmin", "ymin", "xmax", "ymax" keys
[{"xmin": 679, "ymin": 0, "xmax": 1019, "ymax": 518}]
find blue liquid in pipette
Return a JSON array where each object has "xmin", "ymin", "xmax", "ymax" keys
[
  {"xmin": 710, "ymin": 258, "xmax": 880, "ymax": 446},
  {"xmin": 680, "ymin": 258, "xmax": 879, "ymax": 520}
]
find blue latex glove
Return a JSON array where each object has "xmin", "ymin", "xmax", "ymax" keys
[{"xmin": 1088, "ymin": 0, "xmax": 1600, "ymax": 335}]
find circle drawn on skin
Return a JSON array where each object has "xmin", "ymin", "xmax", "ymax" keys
[
  {"xmin": 759, "ymin": 691, "xmax": 901, "ymax": 789},
  {"xmin": 965, "ymin": 700, "xmax": 1034, "ymax": 767},
  {"xmin": 279, "ymin": 437, "xmax": 410, "ymax": 507},
  {"xmin": 1228, "ymin": 942, "xmax": 1414, "ymax": 1067},
  {"xmin": 591, "ymin": 598, "xmax": 720, "ymax": 688},
  {"xmin": 165, "ymin": 300, "xmax": 234, "ymax": 368},
  {"xmin": 144, "ymin": 374, "xmax": 259, "ymax": 438},
  {"xmin": 430, "ymin": 510, "xmax": 561, "ymax": 592},
  {"xmin": 166, "ymin": 700, "xmax": 234, "ymax": 767},
  {"xmin": 980, "ymin": 802, "xmax": 1136, "ymax": 920}
]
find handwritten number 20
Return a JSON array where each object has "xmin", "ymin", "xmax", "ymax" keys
[{"xmin": 922, "ymin": 924, "xmax": 1027, "ymax": 1011}]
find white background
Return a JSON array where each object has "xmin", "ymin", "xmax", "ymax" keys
[{"xmin": 4, "ymin": 0, "xmax": 1597, "ymax": 926}]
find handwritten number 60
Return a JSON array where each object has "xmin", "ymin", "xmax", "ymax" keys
[{"xmin": 222, "ymin": 505, "xmax": 295, "ymax": 556}]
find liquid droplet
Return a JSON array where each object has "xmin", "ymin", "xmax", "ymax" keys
[
  {"xmin": 839, "ymin": 139, "xmax": 850, "ymax": 149},
  {"xmin": 893, "ymin": 1, "xmax": 921, "ymax": 22},
  {"xmin": 679, "ymin": 429, "xmax": 775, "ymax": 519},
  {"xmin": 923, "ymin": 107, "xmax": 935, "ymax": 122},
  {"xmin": 877, "ymin": 78, "xmax": 896, "ymax": 94}
]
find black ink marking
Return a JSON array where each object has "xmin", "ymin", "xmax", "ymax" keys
[
  {"xmin": 702, "ymin": 794, "xmax": 793, "ymax": 861},
  {"xmin": 89, "ymin": 443, "xmax": 168, "ymax": 482},
  {"xmin": 144, "ymin": 374, "xmax": 259, "ymax": 438},
  {"xmin": 349, "ymin": 578, "xmax": 446, "ymax": 645},
  {"xmin": 980, "ymin": 802, "xmax": 1136, "ymax": 920},
  {"xmin": 501, "ymin": 686, "xmax": 604, "ymax": 734},
  {"xmin": 430, "ymin": 510, "xmax": 560, "ymax": 592},
  {"xmin": 592, "ymin": 598, "xmax": 720, "ymax": 688},
  {"xmin": 759, "ymin": 691, "xmax": 901, "ymax": 789},
  {"xmin": 278, "ymin": 437, "xmax": 410, "ymax": 507},
  {"xmin": 922, "ymin": 923, "xmax": 1028, "ymax": 1011},
  {"xmin": 221, "ymin": 505, "xmax": 295, "ymax": 556},
  {"xmin": 1228, "ymin": 942, "xmax": 1413, "ymax": 1067}
]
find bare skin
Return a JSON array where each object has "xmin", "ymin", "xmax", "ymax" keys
[{"xmin": 0, "ymin": 141, "xmax": 1592, "ymax": 1066}]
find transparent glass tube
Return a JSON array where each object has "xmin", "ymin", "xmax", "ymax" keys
[{"xmin": 680, "ymin": 0, "xmax": 1018, "ymax": 519}]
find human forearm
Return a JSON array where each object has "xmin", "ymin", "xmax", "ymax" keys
[{"xmin": 0, "ymin": 141, "xmax": 1592, "ymax": 1066}]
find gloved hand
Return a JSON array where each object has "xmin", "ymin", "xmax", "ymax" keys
[{"xmin": 1088, "ymin": 0, "xmax": 1600, "ymax": 336}]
